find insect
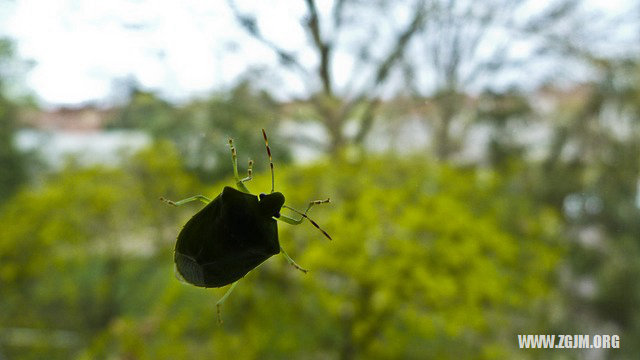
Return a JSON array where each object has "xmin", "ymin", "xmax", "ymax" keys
[{"xmin": 161, "ymin": 129, "xmax": 331, "ymax": 323}]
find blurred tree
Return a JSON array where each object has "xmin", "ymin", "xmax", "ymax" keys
[
  {"xmin": 226, "ymin": 0, "xmax": 635, "ymax": 162},
  {"xmin": 79, "ymin": 156, "xmax": 563, "ymax": 359},
  {"xmin": 107, "ymin": 87, "xmax": 175, "ymax": 132},
  {"xmin": 476, "ymin": 89, "xmax": 532, "ymax": 167},
  {"xmin": 171, "ymin": 81, "xmax": 290, "ymax": 182},
  {"xmin": 108, "ymin": 81, "xmax": 290, "ymax": 183},
  {"xmin": 0, "ymin": 141, "xmax": 200, "ymax": 360},
  {"xmin": 399, "ymin": 0, "xmax": 636, "ymax": 161},
  {"xmin": 228, "ymin": 0, "xmax": 427, "ymax": 155},
  {"xmin": 526, "ymin": 57, "xmax": 640, "ymax": 357},
  {"xmin": 0, "ymin": 38, "xmax": 30, "ymax": 205}
]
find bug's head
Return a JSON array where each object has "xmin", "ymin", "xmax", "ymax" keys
[{"xmin": 259, "ymin": 192, "xmax": 285, "ymax": 218}]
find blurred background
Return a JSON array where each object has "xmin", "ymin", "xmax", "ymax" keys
[{"xmin": 1, "ymin": 0, "xmax": 639, "ymax": 358}]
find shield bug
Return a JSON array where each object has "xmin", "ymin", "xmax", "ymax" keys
[{"xmin": 161, "ymin": 129, "xmax": 331, "ymax": 322}]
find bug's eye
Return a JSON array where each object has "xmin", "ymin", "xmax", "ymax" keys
[
  {"xmin": 259, "ymin": 193, "xmax": 266, "ymax": 200},
  {"xmin": 274, "ymin": 212, "xmax": 280, "ymax": 218}
]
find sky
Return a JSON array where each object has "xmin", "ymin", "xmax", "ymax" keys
[
  {"xmin": 0, "ymin": 0, "xmax": 636, "ymax": 107},
  {"xmin": 0, "ymin": 0, "xmax": 313, "ymax": 106}
]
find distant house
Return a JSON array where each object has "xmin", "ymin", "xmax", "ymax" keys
[
  {"xmin": 20, "ymin": 105, "xmax": 115, "ymax": 132},
  {"xmin": 17, "ymin": 105, "xmax": 150, "ymax": 167}
]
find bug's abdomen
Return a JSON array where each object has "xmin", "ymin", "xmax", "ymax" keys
[
  {"xmin": 174, "ymin": 250, "xmax": 269, "ymax": 288},
  {"xmin": 174, "ymin": 252, "xmax": 206, "ymax": 286},
  {"xmin": 175, "ymin": 249, "xmax": 273, "ymax": 287}
]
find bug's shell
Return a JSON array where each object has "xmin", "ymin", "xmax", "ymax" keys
[{"xmin": 174, "ymin": 186, "xmax": 281, "ymax": 288}]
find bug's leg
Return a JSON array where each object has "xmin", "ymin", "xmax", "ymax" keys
[
  {"xmin": 160, "ymin": 195, "xmax": 211, "ymax": 206},
  {"xmin": 279, "ymin": 246, "xmax": 308, "ymax": 273},
  {"xmin": 240, "ymin": 159, "xmax": 253, "ymax": 183},
  {"xmin": 216, "ymin": 281, "xmax": 239, "ymax": 324},
  {"xmin": 279, "ymin": 199, "xmax": 331, "ymax": 224},
  {"xmin": 277, "ymin": 201, "xmax": 332, "ymax": 241},
  {"xmin": 228, "ymin": 138, "xmax": 251, "ymax": 193}
]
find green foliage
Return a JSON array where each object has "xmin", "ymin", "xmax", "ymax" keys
[
  {"xmin": 0, "ymin": 141, "xmax": 200, "ymax": 359},
  {"xmin": 0, "ymin": 153, "xmax": 563, "ymax": 359},
  {"xmin": 277, "ymin": 157, "xmax": 562, "ymax": 359}
]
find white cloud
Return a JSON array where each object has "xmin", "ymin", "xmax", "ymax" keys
[{"xmin": 2, "ymin": 0, "xmax": 277, "ymax": 105}]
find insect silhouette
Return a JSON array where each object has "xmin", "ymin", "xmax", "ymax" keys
[{"xmin": 161, "ymin": 129, "xmax": 331, "ymax": 323}]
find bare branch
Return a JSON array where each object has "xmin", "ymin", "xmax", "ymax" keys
[
  {"xmin": 354, "ymin": 98, "xmax": 381, "ymax": 145},
  {"xmin": 332, "ymin": 0, "xmax": 347, "ymax": 29},
  {"xmin": 371, "ymin": 1, "xmax": 427, "ymax": 88},
  {"xmin": 225, "ymin": 0, "xmax": 429, "ymax": 153},
  {"xmin": 227, "ymin": 0, "xmax": 310, "ymax": 78},
  {"xmin": 338, "ymin": 0, "xmax": 427, "ymax": 143},
  {"xmin": 304, "ymin": 0, "xmax": 333, "ymax": 95}
]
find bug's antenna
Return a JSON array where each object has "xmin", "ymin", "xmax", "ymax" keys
[
  {"xmin": 229, "ymin": 137, "xmax": 239, "ymax": 179},
  {"xmin": 262, "ymin": 129, "xmax": 275, "ymax": 193},
  {"xmin": 283, "ymin": 205, "xmax": 332, "ymax": 241}
]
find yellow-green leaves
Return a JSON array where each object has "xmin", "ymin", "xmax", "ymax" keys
[{"xmin": 1, "ymin": 151, "xmax": 564, "ymax": 359}]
